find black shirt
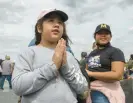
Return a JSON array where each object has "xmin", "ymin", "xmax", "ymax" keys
[{"xmin": 86, "ymin": 45, "xmax": 125, "ymax": 81}]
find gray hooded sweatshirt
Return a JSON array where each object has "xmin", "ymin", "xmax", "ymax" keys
[{"xmin": 12, "ymin": 46, "xmax": 88, "ymax": 103}]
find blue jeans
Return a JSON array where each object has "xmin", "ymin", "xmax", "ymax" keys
[
  {"xmin": 0, "ymin": 75, "xmax": 12, "ymax": 89},
  {"xmin": 91, "ymin": 90, "xmax": 110, "ymax": 103}
]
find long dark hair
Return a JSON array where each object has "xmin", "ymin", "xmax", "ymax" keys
[{"xmin": 35, "ymin": 17, "xmax": 72, "ymax": 46}]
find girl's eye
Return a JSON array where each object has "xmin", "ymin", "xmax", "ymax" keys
[
  {"xmin": 58, "ymin": 21, "xmax": 63, "ymax": 25},
  {"xmin": 48, "ymin": 19, "xmax": 54, "ymax": 22}
]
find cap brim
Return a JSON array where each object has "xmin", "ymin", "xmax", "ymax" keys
[{"xmin": 44, "ymin": 10, "xmax": 68, "ymax": 22}]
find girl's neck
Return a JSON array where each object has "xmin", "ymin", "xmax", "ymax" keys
[
  {"xmin": 97, "ymin": 42, "xmax": 111, "ymax": 49},
  {"xmin": 39, "ymin": 40, "xmax": 57, "ymax": 49}
]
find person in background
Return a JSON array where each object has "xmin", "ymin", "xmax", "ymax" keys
[
  {"xmin": 127, "ymin": 54, "xmax": 133, "ymax": 69},
  {"xmin": 11, "ymin": 62, "xmax": 15, "ymax": 74},
  {"xmin": 80, "ymin": 52, "xmax": 87, "ymax": 74},
  {"xmin": 12, "ymin": 9, "xmax": 89, "ymax": 103},
  {"xmin": 123, "ymin": 67, "xmax": 129, "ymax": 79},
  {"xmin": 79, "ymin": 52, "xmax": 90, "ymax": 90},
  {"xmin": 127, "ymin": 54, "xmax": 133, "ymax": 77},
  {"xmin": 86, "ymin": 24, "xmax": 125, "ymax": 103},
  {"xmin": 0, "ymin": 56, "xmax": 13, "ymax": 90},
  {"xmin": 0, "ymin": 59, "xmax": 3, "ymax": 77},
  {"xmin": 92, "ymin": 42, "xmax": 97, "ymax": 50}
]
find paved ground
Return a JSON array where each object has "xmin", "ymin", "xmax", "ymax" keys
[
  {"xmin": 0, "ymin": 79, "xmax": 132, "ymax": 103},
  {"xmin": 0, "ymin": 80, "xmax": 18, "ymax": 103}
]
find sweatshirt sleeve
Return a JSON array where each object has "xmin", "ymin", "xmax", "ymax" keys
[
  {"xmin": 60, "ymin": 52, "xmax": 89, "ymax": 99},
  {"xmin": 12, "ymin": 48, "xmax": 58, "ymax": 96}
]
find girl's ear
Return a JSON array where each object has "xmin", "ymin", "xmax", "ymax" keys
[{"xmin": 37, "ymin": 25, "xmax": 42, "ymax": 33}]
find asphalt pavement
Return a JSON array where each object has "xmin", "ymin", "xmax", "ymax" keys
[{"xmin": 0, "ymin": 80, "xmax": 18, "ymax": 103}]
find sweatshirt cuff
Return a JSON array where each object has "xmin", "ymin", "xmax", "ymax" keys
[
  {"xmin": 61, "ymin": 62, "xmax": 70, "ymax": 74},
  {"xmin": 50, "ymin": 62, "xmax": 58, "ymax": 77},
  {"xmin": 39, "ymin": 62, "xmax": 58, "ymax": 81}
]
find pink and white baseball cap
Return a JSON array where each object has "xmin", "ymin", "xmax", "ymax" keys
[{"xmin": 37, "ymin": 9, "xmax": 68, "ymax": 22}]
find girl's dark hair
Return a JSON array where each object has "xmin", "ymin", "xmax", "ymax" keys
[{"xmin": 35, "ymin": 17, "xmax": 72, "ymax": 46}]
